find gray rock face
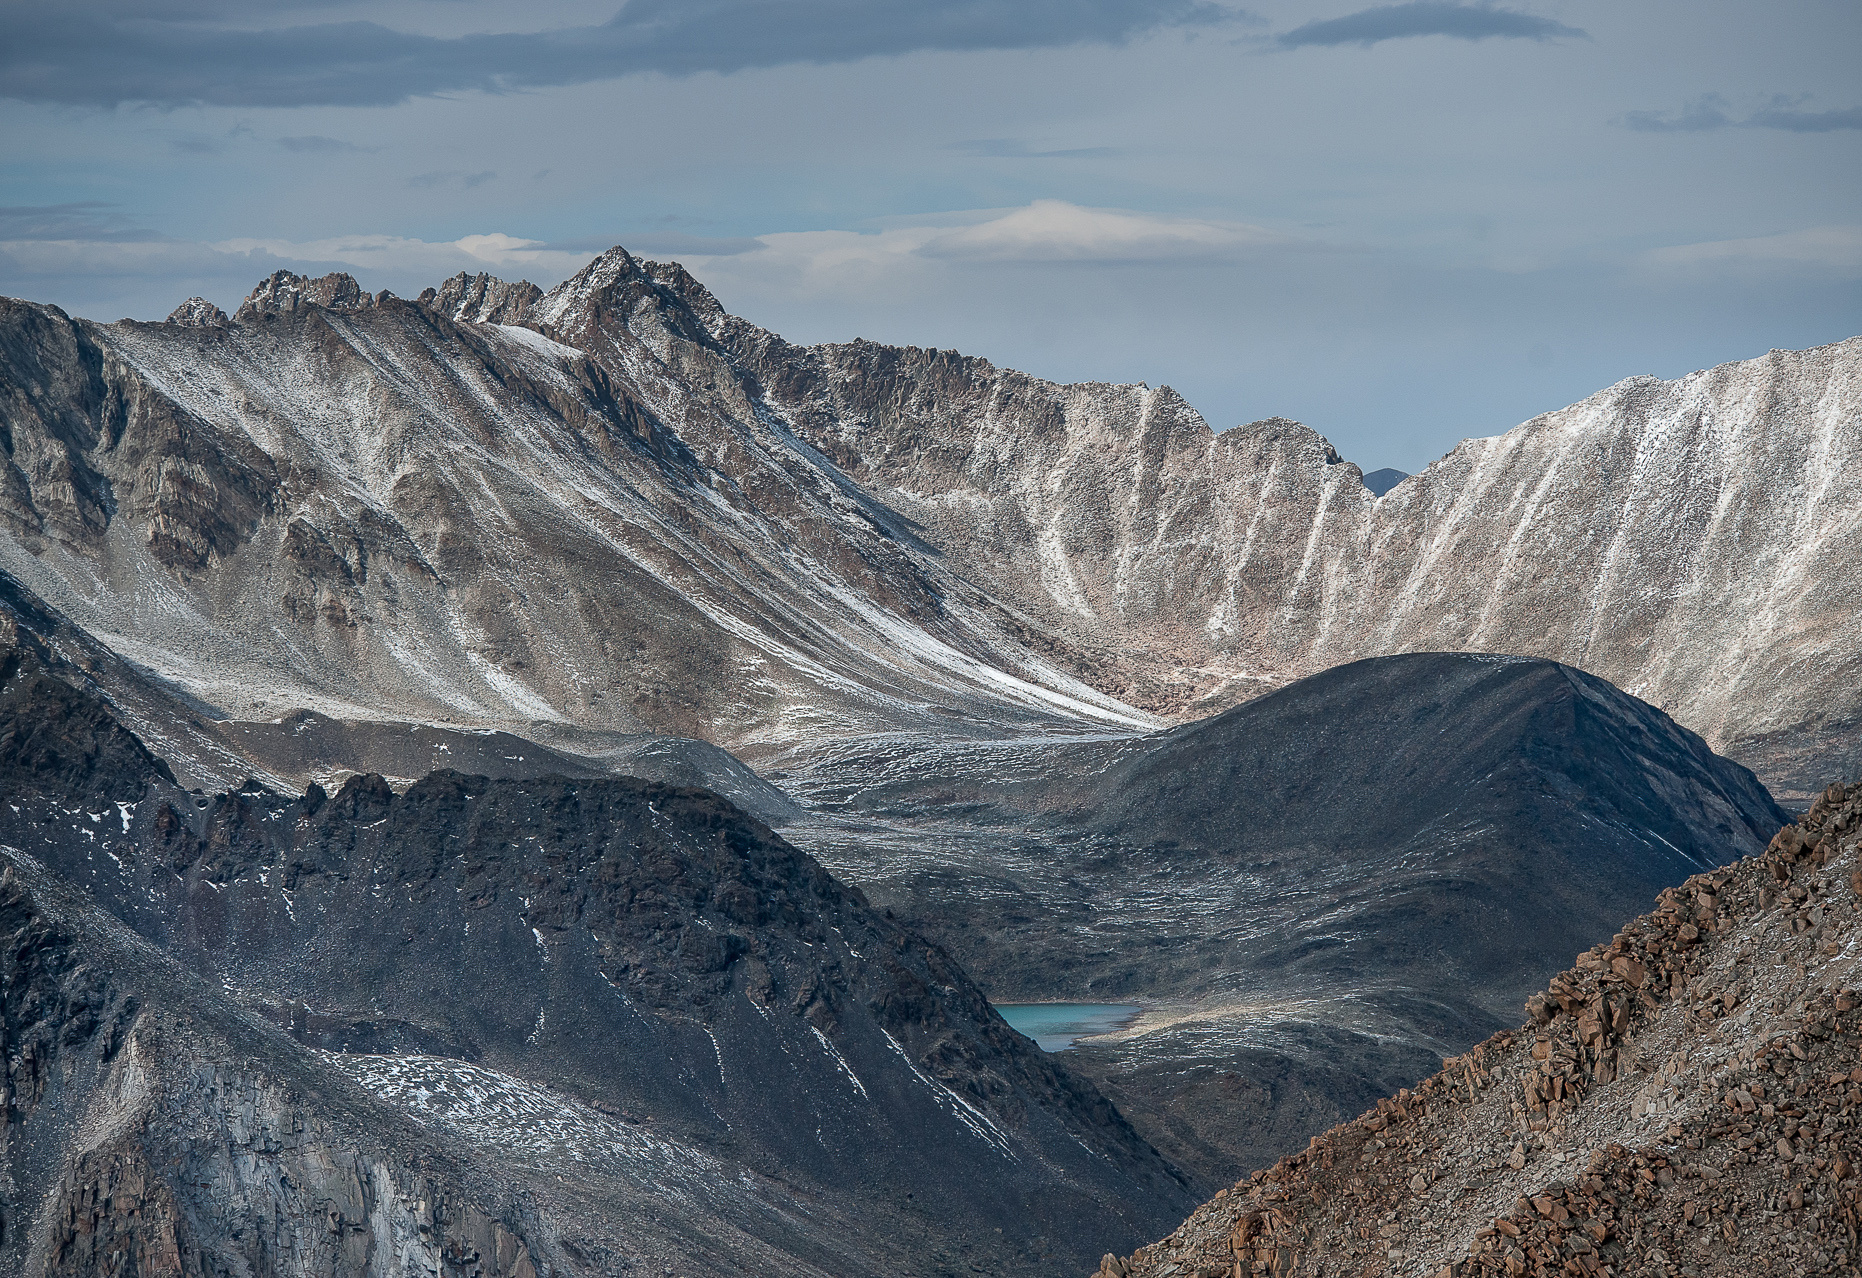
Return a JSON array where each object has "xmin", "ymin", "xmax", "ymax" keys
[
  {"xmin": 418, "ymin": 271, "xmax": 543, "ymax": 324},
  {"xmin": 165, "ymin": 296, "xmax": 227, "ymax": 327},
  {"xmin": 0, "ymin": 850, "xmax": 557, "ymax": 1278},
  {"xmin": 233, "ymin": 270, "xmax": 386, "ymax": 320}
]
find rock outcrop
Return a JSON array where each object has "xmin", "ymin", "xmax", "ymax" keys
[
  {"xmin": 165, "ymin": 296, "xmax": 227, "ymax": 326},
  {"xmin": 1095, "ymin": 779, "xmax": 1862, "ymax": 1278},
  {"xmin": 0, "ymin": 616, "xmax": 1194, "ymax": 1277},
  {"xmin": 234, "ymin": 269, "xmax": 387, "ymax": 320},
  {"xmin": 418, "ymin": 271, "xmax": 543, "ymax": 324}
]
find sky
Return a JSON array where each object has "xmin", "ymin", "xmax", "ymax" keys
[{"xmin": 2, "ymin": 1, "xmax": 1858, "ymax": 473}]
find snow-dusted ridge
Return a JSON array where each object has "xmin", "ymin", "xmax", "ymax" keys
[{"xmin": 0, "ymin": 257, "xmax": 1857, "ymax": 793}]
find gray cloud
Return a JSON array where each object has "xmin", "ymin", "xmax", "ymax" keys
[
  {"xmin": 278, "ymin": 134, "xmax": 369, "ymax": 153},
  {"xmin": 0, "ymin": 0, "xmax": 1236, "ymax": 108},
  {"xmin": 956, "ymin": 138, "xmax": 1118, "ymax": 158},
  {"xmin": 1619, "ymin": 95, "xmax": 1862, "ymax": 134},
  {"xmin": 0, "ymin": 202, "xmax": 161, "ymax": 242},
  {"xmin": 1276, "ymin": 2, "xmax": 1585, "ymax": 49},
  {"xmin": 1743, "ymin": 104, "xmax": 1862, "ymax": 133}
]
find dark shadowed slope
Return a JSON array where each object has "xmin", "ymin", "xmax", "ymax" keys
[
  {"xmin": 0, "ymin": 621, "xmax": 1193, "ymax": 1277},
  {"xmin": 787, "ymin": 653, "xmax": 1787, "ymax": 1188}
]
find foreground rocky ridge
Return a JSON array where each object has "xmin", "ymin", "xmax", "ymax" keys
[
  {"xmin": 0, "ymin": 620, "xmax": 1192, "ymax": 1276},
  {"xmin": 1097, "ymin": 780, "xmax": 1862, "ymax": 1278},
  {"xmin": 0, "ymin": 848, "xmax": 560, "ymax": 1277}
]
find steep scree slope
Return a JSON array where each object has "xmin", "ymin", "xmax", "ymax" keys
[
  {"xmin": 682, "ymin": 269, "xmax": 1862, "ymax": 795},
  {"xmin": 0, "ymin": 630, "xmax": 1192, "ymax": 1276},
  {"xmin": 1094, "ymin": 778, "xmax": 1862, "ymax": 1278},
  {"xmin": 787, "ymin": 654, "xmax": 1786, "ymax": 1187},
  {"xmin": 0, "ymin": 262, "xmax": 1147, "ymax": 769}
]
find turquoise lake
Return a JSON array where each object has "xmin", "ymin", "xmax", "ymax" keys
[{"xmin": 992, "ymin": 1003, "xmax": 1141, "ymax": 1052}]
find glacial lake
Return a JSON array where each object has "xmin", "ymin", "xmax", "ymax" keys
[{"xmin": 993, "ymin": 1003, "xmax": 1141, "ymax": 1052}]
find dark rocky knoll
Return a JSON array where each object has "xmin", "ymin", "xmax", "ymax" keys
[
  {"xmin": 1099, "ymin": 779, "xmax": 1862, "ymax": 1278},
  {"xmin": 0, "ymin": 631, "xmax": 1193, "ymax": 1276},
  {"xmin": 788, "ymin": 654, "xmax": 1788, "ymax": 1188}
]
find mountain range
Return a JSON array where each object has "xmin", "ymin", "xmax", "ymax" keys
[
  {"xmin": 0, "ymin": 250, "xmax": 1857, "ymax": 1276},
  {"xmin": 2, "ymin": 256, "xmax": 1857, "ymax": 798}
]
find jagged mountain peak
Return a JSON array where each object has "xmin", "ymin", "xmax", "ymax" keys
[
  {"xmin": 233, "ymin": 269, "xmax": 391, "ymax": 321},
  {"xmin": 165, "ymin": 296, "xmax": 227, "ymax": 327},
  {"xmin": 415, "ymin": 270, "xmax": 541, "ymax": 325},
  {"xmin": 528, "ymin": 242, "xmax": 649, "ymax": 328}
]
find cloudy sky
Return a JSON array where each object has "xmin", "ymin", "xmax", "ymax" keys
[{"xmin": 3, "ymin": 0, "xmax": 1857, "ymax": 471}]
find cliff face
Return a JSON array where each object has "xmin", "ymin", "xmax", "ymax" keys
[
  {"xmin": 3, "ymin": 256, "xmax": 1859, "ymax": 794},
  {"xmin": 0, "ymin": 618, "xmax": 1193, "ymax": 1277},
  {"xmin": 1095, "ymin": 779, "xmax": 1862, "ymax": 1278},
  {"xmin": 0, "ymin": 850, "xmax": 557, "ymax": 1278}
]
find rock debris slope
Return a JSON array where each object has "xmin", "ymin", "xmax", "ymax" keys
[
  {"xmin": 709, "ymin": 299, "xmax": 1862, "ymax": 794},
  {"xmin": 0, "ymin": 261, "xmax": 1145, "ymax": 776},
  {"xmin": 1, "ymin": 256, "xmax": 1859, "ymax": 792},
  {"xmin": 0, "ymin": 622, "xmax": 1192, "ymax": 1276},
  {"xmin": 1094, "ymin": 778, "xmax": 1862, "ymax": 1278},
  {"xmin": 786, "ymin": 653, "xmax": 1787, "ymax": 1189}
]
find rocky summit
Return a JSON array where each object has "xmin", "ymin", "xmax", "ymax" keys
[{"xmin": 1096, "ymin": 779, "xmax": 1862, "ymax": 1278}]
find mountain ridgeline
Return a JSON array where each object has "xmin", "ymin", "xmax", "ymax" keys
[{"xmin": 0, "ymin": 259, "xmax": 1857, "ymax": 795}]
